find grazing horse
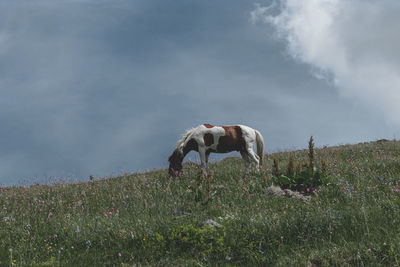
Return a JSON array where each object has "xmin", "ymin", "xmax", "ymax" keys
[{"xmin": 168, "ymin": 124, "xmax": 264, "ymax": 176}]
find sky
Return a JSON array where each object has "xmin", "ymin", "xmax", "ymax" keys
[{"xmin": 0, "ymin": 0, "xmax": 399, "ymax": 185}]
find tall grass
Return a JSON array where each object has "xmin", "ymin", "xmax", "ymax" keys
[{"xmin": 1, "ymin": 140, "xmax": 400, "ymax": 266}]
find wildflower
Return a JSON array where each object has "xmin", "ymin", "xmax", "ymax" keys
[
  {"xmin": 118, "ymin": 253, "xmax": 122, "ymax": 257},
  {"xmin": 367, "ymin": 248, "xmax": 371, "ymax": 252},
  {"xmin": 375, "ymin": 185, "xmax": 378, "ymax": 188},
  {"xmin": 307, "ymin": 188, "xmax": 310, "ymax": 193},
  {"xmin": 283, "ymin": 210, "xmax": 287, "ymax": 214}
]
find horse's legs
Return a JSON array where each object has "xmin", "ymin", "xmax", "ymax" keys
[
  {"xmin": 205, "ymin": 151, "xmax": 210, "ymax": 164},
  {"xmin": 240, "ymin": 150, "xmax": 250, "ymax": 169},
  {"xmin": 248, "ymin": 149, "xmax": 260, "ymax": 165},
  {"xmin": 246, "ymin": 142, "xmax": 260, "ymax": 167},
  {"xmin": 199, "ymin": 147, "xmax": 208, "ymax": 176},
  {"xmin": 240, "ymin": 150, "xmax": 251, "ymax": 177}
]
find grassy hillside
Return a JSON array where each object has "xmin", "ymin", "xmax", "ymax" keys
[{"xmin": 1, "ymin": 140, "xmax": 400, "ymax": 266}]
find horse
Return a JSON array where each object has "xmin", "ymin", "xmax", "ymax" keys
[{"xmin": 168, "ymin": 124, "xmax": 264, "ymax": 176}]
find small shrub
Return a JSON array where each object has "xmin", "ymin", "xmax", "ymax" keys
[
  {"xmin": 272, "ymin": 136, "xmax": 326, "ymax": 192},
  {"xmin": 308, "ymin": 136, "xmax": 315, "ymax": 176},
  {"xmin": 194, "ymin": 169, "xmax": 214, "ymax": 204},
  {"xmin": 169, "ymin": 223, "xmax": 225, "ymax": 260},
  {"xmin": 273, "ymin": 156, "xmax": 280, "ymax": 177},
  {"xmin": 321, "ymin": 158, "xmax": 327, "ymax": 177},
  {"xmin": 287, "ymin": 153, "xmax": 295, "ymax": 177},
  {"xmin": 296, "ymin": 162, "xmax": 302, "ymax": 174}
]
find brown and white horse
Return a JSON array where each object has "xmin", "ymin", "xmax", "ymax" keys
[{"xmin": 168, "ymin": 124, "xmax": 264, "ymax": 176}]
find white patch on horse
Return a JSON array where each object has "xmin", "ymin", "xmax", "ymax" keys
[{"xmin": 201, "ymin": 125, "xmax": 225, "ymax": 151}]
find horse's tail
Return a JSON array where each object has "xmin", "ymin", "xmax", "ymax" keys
[{"xmin": 255, "ymin": 130, "xmax": 264, "ymax": 167}]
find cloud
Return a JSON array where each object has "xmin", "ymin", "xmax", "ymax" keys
[{"xmin": 252, "ymin": 0, "xmax": 400, "ymax": 125}]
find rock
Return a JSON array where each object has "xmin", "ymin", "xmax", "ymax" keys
[
  {"xmin": 263, "ymin": 185, "xmax": 285, "ymax": 197},
  {"xmin": 263, "ymin": 185, "xmax": 311, "ymax": 201},
  {"xmin": 203, "ymin": 219, "xmax": 222, "ymax": 228}
]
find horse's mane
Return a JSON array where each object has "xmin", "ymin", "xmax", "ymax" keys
[{"xmin": 176, "ymin": 127, "xmax": 196, "ymax": 153}]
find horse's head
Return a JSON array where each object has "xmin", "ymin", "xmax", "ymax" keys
[{"xmin": 168, "ymin": 149, "xmax": 183, "ymax": 177}]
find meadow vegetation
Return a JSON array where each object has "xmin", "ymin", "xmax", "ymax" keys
[{"xmin": 1, "ymin": 139, "xmax": 400, "ymax": 266}]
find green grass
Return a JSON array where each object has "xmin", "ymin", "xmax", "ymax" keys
[{"xmin": 2, "ymin": 140, "xmax": 400, "ymax": 266}]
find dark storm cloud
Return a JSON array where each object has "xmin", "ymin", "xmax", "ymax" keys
[{"xmin": 0, "ymin": 0, "xmax": 396, "ymax": 185}]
